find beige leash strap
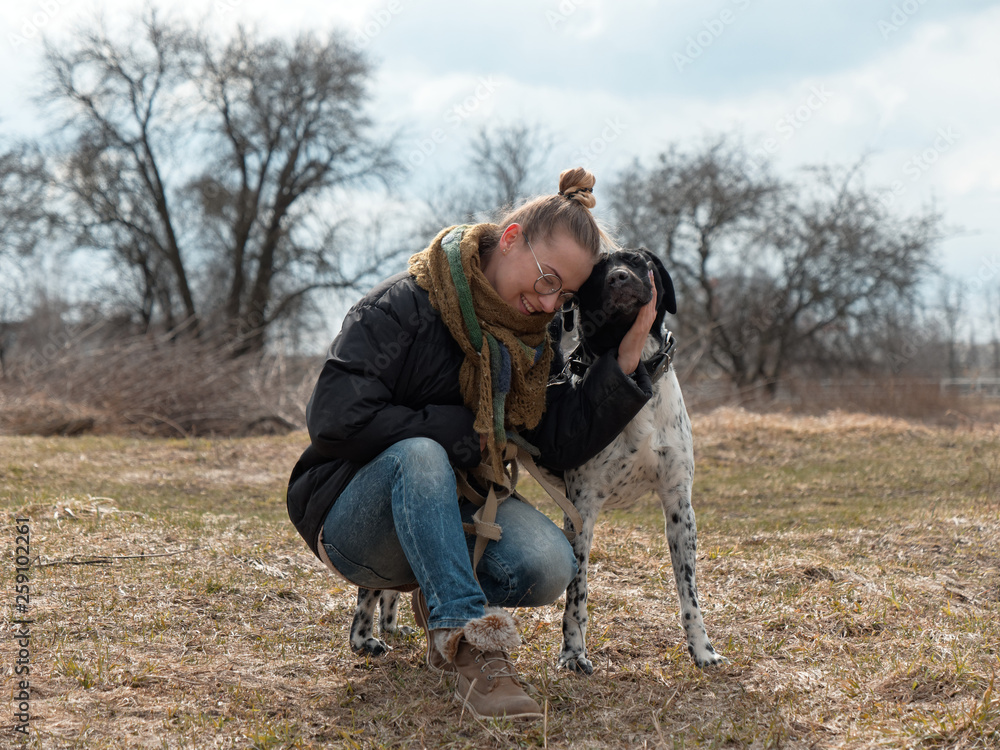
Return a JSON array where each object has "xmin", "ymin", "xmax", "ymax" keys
[
  {"xmin": 457, "ymin": 444, "xmax": 518, "ymax": 573},
  {"xmin": 470, "ymin": 486, "xmax": 502, "ymax": 573},
  {"xmin": 457, "ymin": 482, "xmax": 505, "ymax": 573},
  {"xmin": 517, "ymin": 449, "xmax": 583, "ymax": 542},
  {"xmin": 455, "ymin": 443, "xmax": 583, "ymax": 576}
]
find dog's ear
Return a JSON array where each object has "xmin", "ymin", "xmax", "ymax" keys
[
  {"xmin": 640, "ymin": 249, "xmax": 677, "ymax": 315},
  {"xmin": 575, "ymin": 255, "xmax": 609, "ymax": 314},
  {"xmin": 547, "ymin": 314, "xmax": 564, "ymax": 341},
  {"xmin": 547, "ymin": 315, "xmax": 567, "ymax": 374},
  {"xmin": 562, "ymin": 304, "xmax": 576, "ymax": 333}
]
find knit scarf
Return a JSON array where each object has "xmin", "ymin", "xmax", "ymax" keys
[{"xmin": 408, "ymin": 223, "xmax": 554, "ymax": 487}]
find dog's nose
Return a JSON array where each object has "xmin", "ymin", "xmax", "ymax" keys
[{"xmin": 609, "ymin": 268, "xmax": 633, "ymax": 286}]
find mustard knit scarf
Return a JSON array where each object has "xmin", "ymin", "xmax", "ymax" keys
[{"xmin": 408, "ymin": 223, "xmax": 554, "ymax": 485}]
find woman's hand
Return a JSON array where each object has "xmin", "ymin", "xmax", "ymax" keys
[{"xmin": 616, "ymin": 270, "xmax": 658, "ymax": 376}]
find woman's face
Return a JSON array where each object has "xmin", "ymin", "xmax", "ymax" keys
[{"xmin": 484, "ymin": 224, "xmax": 595, "ymax": 316}]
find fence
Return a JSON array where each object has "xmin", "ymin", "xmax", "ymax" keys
[{"xmin": 939, "ymin": 378, "xmax": 1000, "ymax": 398}]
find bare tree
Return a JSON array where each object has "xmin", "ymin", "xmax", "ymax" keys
[
  {"xmin": 0, "ymin": 140, "xmax": 51, "ymax": 259},
  {"xmin": 938, "ymin": 277, "xmax": 965, "ymax": 380},
  {"xmin": 0, "ymin": 139, "xmax": 54, "ymax": 374},
  {"xmin": 611, "ymin": 138, "xmax": 941, "ymax": 394},
  {"xmin": 610, "ymin": 137, "xmax": 781, "ymax": 390},
  {"xmin": 757, "ymin": 164, "xmax": 940, "ymax": 389},
  {"xmin": 983, "ymin": 287, "xmax": 1000, "ymax": 379},
  {"xmin": 422, "ymin": 122, "xmax": 556, "ymax": 230},
  {"xmin": 468, "ymin": 123, "xmax": 554, "ymax": 210},
  {"xmin": 42, "ymin": 9, "xmax": 398, "ymax": 353}
]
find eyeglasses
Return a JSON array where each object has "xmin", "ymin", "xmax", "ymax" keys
[{"xmin": 524, "ymin": 236, "xmax": 576, "ymax": 303}]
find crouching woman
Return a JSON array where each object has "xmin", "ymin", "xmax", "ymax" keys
[{"xmin": 287, "ymin": 167, "xmax": 656, "ymax": 720}]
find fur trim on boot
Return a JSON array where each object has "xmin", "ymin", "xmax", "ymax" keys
[{"xmin": 441, "ymin": 608, "xmax": 520, "ymax": 663}]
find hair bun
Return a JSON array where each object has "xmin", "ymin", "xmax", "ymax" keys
[{"xmin": 558, "ymin": 167, "xmax": 597, "ymax": 210}]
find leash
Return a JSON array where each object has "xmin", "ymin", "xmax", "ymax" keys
[
  {"xmin": 453, "ymin": 316, "xmax": 678, "ymax": 577},
  {"xmin": 517, "ymin": 449, "xmax": 584, "ymax": 542},
  {"xmin": 456, "ymin": 443, "xmax": 584, "ymax": 575}
]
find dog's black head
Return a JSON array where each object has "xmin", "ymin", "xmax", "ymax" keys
[{"xmin": 570, "ymin": 249, "xmax": 676, "ymax": 356}]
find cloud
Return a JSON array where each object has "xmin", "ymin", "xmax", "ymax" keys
[{"xmin": 3, "ymin": 0, "xmax": 998, "ymax": 284}]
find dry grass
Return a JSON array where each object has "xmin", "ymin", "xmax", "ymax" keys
[
  {"xmin": 683, "ymin": 377, "xmax": 1000, "ymax": 429},
  {"xmin": 2, "ymin": 409, "xmax": 999, "ymax": 748},
  {"xmin": 0, "ymin": 336, "xmax": 318, "ymax": 437}
]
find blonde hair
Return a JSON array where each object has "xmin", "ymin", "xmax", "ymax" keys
[{"xmin": 481, "ymin": 168, "xmax": 615, "ymax": 259}]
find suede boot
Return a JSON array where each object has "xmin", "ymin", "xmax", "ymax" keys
[
  {"xmin": 411, "ymin": 589, "xmax": 454, "ymax": 673},
  {"xmin": 435, "ymin": 609, "xmax": 542, "ymax": 720}
]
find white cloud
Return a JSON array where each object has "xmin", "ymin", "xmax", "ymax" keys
[
  {"xmin": 3, "ymin": 0, "xmax": 998, "ymax": 288},
  {"xmin": 478, "ymin": 4, "xmax": 1000, "ymax": 279}
]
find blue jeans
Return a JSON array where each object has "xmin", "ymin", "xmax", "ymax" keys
[{"xmin": 320, "ymin": 437, "xmax": 577, "ymax": 631}]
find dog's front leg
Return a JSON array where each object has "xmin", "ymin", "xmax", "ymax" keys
[
  {"xmin": 660, "ymin": 463, "xmax": 725, "ymax": 668},
  {"xmin": 377, "ymin": 590, "xmax": 414, "ymax": 638},
  {"xmin": 349, "ymin": 587, "xmax": 390, "ymax": 655},
  {"xmin": 558, "ymin": 482, "xmax": 601, "ymax": 674}
]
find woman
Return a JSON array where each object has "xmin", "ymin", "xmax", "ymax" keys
[{"xmin": 287, "ymin": 167, "xmax": 657, "ymax": 720}]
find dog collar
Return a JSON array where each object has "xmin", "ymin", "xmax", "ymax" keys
[
  {"xmin": 565, "ymin": 331, "xmax": 677, "ymax": 383},
  {"xmin": 643, "ymin": 331, "xmax": 677, "ymax": 385}
]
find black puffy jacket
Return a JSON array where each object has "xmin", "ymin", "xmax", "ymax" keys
[{"xmin": 287, "ymin": 271, "xmax": 652, "ymax": 558}]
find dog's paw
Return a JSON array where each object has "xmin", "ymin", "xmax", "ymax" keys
[
  {"xmin": 557, "ymin": 652, "xmax": 594, "ymax": 675},
  {"xmin": 694, "ymin": 652, "xmax": 728, "ymax": 668},
  {"xmin": 351, "ymin": 637, "xmax": 390, "ymax": 656},
  {"xmin": 690, "ymin": 643, "xmax": 727, "ymax": 668},
  {"xmin": 383, "ymin": 625, "xmax": 415, "ymax": 637}
]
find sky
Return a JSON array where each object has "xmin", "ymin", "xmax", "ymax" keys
[{"xmin": 2, "ymin": 0, "xmax": 999, "ymax": 335}]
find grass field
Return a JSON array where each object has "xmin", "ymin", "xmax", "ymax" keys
[{"xmin": 2, "ymin": 408, "xmax": 999, "ymax": 749}]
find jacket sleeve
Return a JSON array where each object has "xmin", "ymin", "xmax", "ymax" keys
[
  {"xmin": 306, "ymin": 300, "xmax": 480, "ymax": 469},
  {"xmin": 523, "ymin": 352, "xmax": 653, "ymax": 472}
]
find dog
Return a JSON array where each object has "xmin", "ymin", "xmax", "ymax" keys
[
  {"xmin": 347, "ymin": 249, "xmax": 724, "ymax": 673},
  {"xmin": 548, "ymin": 248, "xmax": 724, "ymax": 673}
]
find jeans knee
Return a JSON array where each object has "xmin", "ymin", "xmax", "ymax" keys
[
  {"xmin": 394, "ymin": 437, "xmax": 450, "ymax": 470},
  {"xmin": 509, "ymin": 539, "xmax": 578, "ymax": 607},
  {"xmin": 539, "ymin": 542, "xmax": 578, "ymax": 604},
  {"xmin": 391, "ymin": 437, "xmax": 451, "ymax": 480}
]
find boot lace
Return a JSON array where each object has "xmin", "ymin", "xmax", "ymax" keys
[{"xmin": 471, "ymin": 648, "xmax": 520, "ymax": 682}]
